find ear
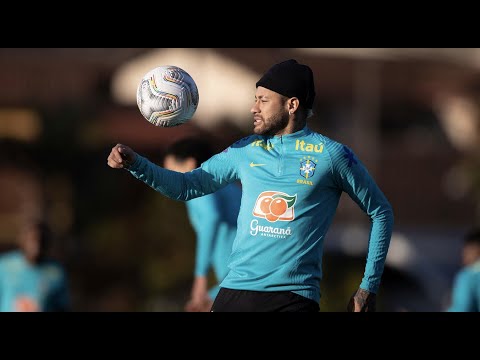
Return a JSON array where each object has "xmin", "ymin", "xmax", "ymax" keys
[{"xmin": 287, "ymin": 97, "xmax": 300, "ymax": 114}]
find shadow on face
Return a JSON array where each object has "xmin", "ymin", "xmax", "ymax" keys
[
  {"xmin": 18, "ymin": 222, "xmax": 50, "ymax": 264},
  {"xmin": 163, "ymin": 155, "xmax": 197, "ymax": 173},
  {"xmin": 462, "ymin": 243, "xmax": 480, "ymax": 267}
]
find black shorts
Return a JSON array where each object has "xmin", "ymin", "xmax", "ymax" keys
[{"xmin": 211, "ymin": 288, "xmax": 320, "ymax": 312}]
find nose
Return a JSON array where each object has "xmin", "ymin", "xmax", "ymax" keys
[{"xmin": 251, "ymin": 102, "xmax": 259, "ymax": 114}]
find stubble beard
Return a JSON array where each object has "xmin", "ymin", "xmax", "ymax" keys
[{"xmin": 254, "ymin": 111, "xmax": 289, "ymax": 136}]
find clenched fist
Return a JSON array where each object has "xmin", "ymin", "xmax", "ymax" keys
[{"xmin": 107, "ymin": 144, "xmax": 136, "ymax": 169}]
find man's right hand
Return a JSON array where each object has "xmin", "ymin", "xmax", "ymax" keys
[
  {"xmin": 184, "ymin": 296, "xmax": 213, "ymax": 312},
  {"xmin": 107, "ymin": 144, "xmax": 136, "ymax": 169},
  {"xmin": 184, "ymin": 276, "xmax": 212, "ymax": 312}
]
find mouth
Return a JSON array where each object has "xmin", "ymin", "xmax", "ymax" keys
[{"xmin": 253, "ymin": 117, "xmax": 262, "ymax": 126}]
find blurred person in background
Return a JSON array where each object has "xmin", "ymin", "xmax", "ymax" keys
[
  {"xmin": 108, "ymin": 59, "xmax": 394, "ymax": 312},
  {"xmin": 163, "ymin": 137, "xmax": 241, "ymax": 312},
  {"xmin": 0, "ymin": 220, "xmax": 70, "ymax": 312},
  {"xmin": 447, "ymin": 228, "xmax": 480, "ymax": 312}
]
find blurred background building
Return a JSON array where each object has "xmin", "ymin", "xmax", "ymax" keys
[{"xmin": 0, "ymin": 48, "xmax": 479, "ymax": 311}]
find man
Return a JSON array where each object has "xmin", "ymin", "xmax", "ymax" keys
[
  {"xmin": 0, "ymin": 221, "xmax": 70, "ymax": 312},
  {"xmin": 163, "ymin": 137, "xmax": 241, "ymax": 312},
  {"xmin": 108, "ymin": 59, "xmax": 394, "ymax": 312},
  {"xmin": 447, "ymin": 228, "xmax": 480, "ymax": 312}
]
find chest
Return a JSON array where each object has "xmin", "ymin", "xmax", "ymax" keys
[
  {"xmin": 1, "ymin": 263, "xmax": 58, "ymax": 295},
  {"xmin": 240, "ymin": 139, "xmax": 332, "ymax": 189}
]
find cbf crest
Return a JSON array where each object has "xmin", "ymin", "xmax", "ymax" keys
[{"xmin": 299, "ymin": 156, "xmax": 318, "ymax": 179}]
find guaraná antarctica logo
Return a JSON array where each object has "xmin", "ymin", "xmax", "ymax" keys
[
  {"xmin": 250, "ymin": 191, "xmax": 297, "ymax": 238},
  {"xmin": 252, "ymin": 191, "xmax": 297, "ymax": 222}
]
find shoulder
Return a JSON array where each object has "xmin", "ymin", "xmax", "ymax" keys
[
  {"xmin": 318, "ymin": 134, "xmax": 350, "ymax": 157},
  {"xmin": 42, "ymin": 259, "xmax": 67, "ymax": 279},
  {"xmin": 302, "ymin": 128, "xmax": 347, "ymax": 154},
  {"xmin": 465, "ymin": 260, "xmax": 480, "ymax": 275},
  {"xmin": 307, "ymin": 132, "xmax": 349, "ymax": 164},
  {"xmin": 454, "ymin": 267, "xmax": 475, "ymax": 285},
  {"xmin": 316, "ymin": 136, "xmax": 361, "ymax": 173},
  {"xmin": 0, "ymin": 250, "xmax": 23, "ymax": 264}
]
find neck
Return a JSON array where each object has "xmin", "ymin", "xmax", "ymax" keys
[
  {"xmin": 26, "ymin": 254, "xmax": 45, "ymax": 265},
  {"xmin": 276, "ymin": 117, "xmax": 307, "ymax": 136}
]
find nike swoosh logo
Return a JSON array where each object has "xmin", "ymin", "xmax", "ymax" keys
[{"xmin": 250, "ymin": 162, "xmax": 266, "ymax": 167}]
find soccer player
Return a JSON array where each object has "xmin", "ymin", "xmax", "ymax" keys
[
  {"xmin": 107, "ymin": 59, "xmax": 394, "ymax": 312},
  {"xmin": 0, "ymin": 221, "xmax": 70, "ymax": 312},
  {"xmin": 447, "ymin": 228, "xmax": 480, "ymax": 312},
  {"xmin": 163, "ymin": 137, "xmax": 241, "ymax": 312}
]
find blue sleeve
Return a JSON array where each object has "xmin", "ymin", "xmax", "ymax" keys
[
  {"xmin": 448, "ymin": 270, "xmax": 475, "ymax": 312},
  {"xmin": 330, "ymin": 143, "xmax": 394, "ymax": 293},
  {"xmin": 187, "ymin": 197, "xmax": 222, "ymax": 277},
  {"xmin": 127, "ymin": 149, "xmax": 238, "ymax": 201}
]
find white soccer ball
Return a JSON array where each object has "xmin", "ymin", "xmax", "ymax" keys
[{"xmin": 136, "ymin": 65, "xmax": 199, "ymax": 127}]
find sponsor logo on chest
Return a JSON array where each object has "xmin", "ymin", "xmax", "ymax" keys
[{"xmin": 295, "ymin": 139, "xmax": 324, "ymax": 153}]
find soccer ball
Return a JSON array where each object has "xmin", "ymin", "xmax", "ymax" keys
[{"xmin": 136, "ymin": 65, "xmax": 199, "ymax": 127}]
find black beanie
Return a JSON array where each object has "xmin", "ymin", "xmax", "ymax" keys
[{"xmin": 256, "ymin": 59, "xmax": 315, "ymax": 109}]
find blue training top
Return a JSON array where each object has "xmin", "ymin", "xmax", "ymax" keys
[
  {"xmin": 448, "ymin": 260, "xmax": 480, "ymax": 312},
  {"xmin": 0, "ymin": 250, "xmax": 69, "ymax": 312},
  {"xmin": 127, "ymin": 126, "xmax": 394, "ymax": 303},
  {"xmin": 186, "ymin": 183, "xmax": 241, "ymax": 299}
]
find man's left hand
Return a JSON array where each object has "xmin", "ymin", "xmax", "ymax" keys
[{"xmin": 347, "ymin": 288, "xmax": 376, "ymax": 312}]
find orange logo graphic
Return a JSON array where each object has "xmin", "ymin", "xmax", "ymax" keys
[{"xmin": 253, "ymin": 191, "xmax": 297, "ymax": 222}]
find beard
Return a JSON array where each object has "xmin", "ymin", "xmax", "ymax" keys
[{"xmin": 253, "ymin": 110, "xmax": 289, "ymax": 136}]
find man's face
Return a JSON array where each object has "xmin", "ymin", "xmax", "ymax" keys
[
  {"xmin": 251, "ymin": 86, "xmax": 289, "ymax": 136},
  {"xmin": 163, "ymin": 155, "xmax": 196, "ymax": 173},
  {"xmin": 462, "ymin": 243, "xmax": 480, "ymax": 266},
  {"xmin": 19, "ymin": 226, "xmax": 41, "ymax": 263}
]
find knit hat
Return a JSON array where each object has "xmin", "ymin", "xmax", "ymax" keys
[{"xmin": 256, "ymin": 59, "xmax": 315, "ymax": 109}]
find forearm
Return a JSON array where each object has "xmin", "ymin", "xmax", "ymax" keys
[
  {"xmin": 127, "ymin": 154, "xmax": 208, "ymax": 201},
  {"xmin": 195, "ymin": 242, "xmax": 213, "ymax": 277},
  {"xmin": 191, "ymin": 276, "xmax": 209, "ymax": 298},
  {"xmin": 194, "ymin": 221, "xmax": 219, "ymax": 276},
  {"xmin": 360, "ymin": 205, "xmax": 394, "ymax": 293}
]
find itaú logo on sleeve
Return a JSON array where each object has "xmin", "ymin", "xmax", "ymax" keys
[{"xmin": 252, "ymin": 191, "xmax": 297, "ymax": 222}]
